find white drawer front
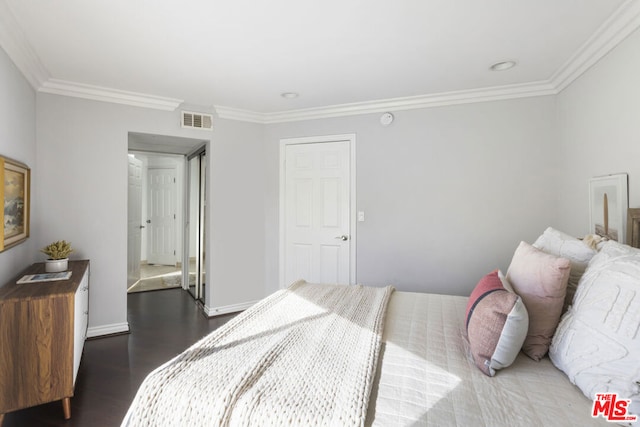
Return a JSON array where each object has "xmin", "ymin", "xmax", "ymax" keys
[{"xmin": 73, "ymin": 269, "xmax": 89, "ymax": 384}]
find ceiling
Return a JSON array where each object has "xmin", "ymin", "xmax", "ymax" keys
[{"xmin": 2, "ymin": 0, "xmax": 639, "ymax": 121}]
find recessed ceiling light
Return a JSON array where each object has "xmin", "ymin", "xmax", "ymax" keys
[
  {"xmin": 489, "ymin": 61, "xmax": 517, "ymax": 72},
  {"xmin": 281, "ymin": 92, "xmax": 299, "ymax": 99}
]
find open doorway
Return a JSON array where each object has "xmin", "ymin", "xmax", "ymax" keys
[
  {"xmin": 127, "ymin": 133, "xmax": 208, "ymax": 296},
  {"xmin": 127, "ymin": 152, "xmax": 183, "ymax": 293}
]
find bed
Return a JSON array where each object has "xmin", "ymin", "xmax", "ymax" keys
[
  {"xmin": 122, "ymin": 226, "xmax": 640, "ymax": 427},
  {"xmin": 366, "ymin": 291, "xmax": 602, "ymax": 426}
]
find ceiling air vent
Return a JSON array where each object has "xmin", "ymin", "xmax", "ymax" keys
[{"xmin": 182, "ymin": 111, "xmax": 213, "ymax": 130}]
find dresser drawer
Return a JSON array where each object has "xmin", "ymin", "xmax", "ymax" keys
[{"xmin": 73, "ymin": 269, "xmax": 89, "ymax": 385}]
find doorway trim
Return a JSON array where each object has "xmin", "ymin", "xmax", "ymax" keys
[{"xmin": 278, "ymin": 133, "xmax": 357, "ymax": 288}]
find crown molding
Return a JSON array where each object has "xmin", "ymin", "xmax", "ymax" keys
[
  {"xmin": 214, "ymin": 106, "xmax": 266, "ymax": 123},
  {"xmin": 39, "ymin": 79, "xmax": 184, "ymax": 111},
  {"xmin": 217, "ymin": 1, "xmax": 640, "ymax": 124},
  {"xmin": 550, "ymin": 0, "xmax": 640, "ymax": 92},
  {"xmin": 3, "ymin": 0, "xmax": 638, "ymax": 119},
  {"xmin": 0, "ymin": 3, "xmax": 182, "ymax": 111},
  {"xmin": 0, "ymin": 0, "xmax": 49, "ymax": 88},
  {"xmin": 216, "ymin": 81, "xmax": 557, "ymax": 124}
]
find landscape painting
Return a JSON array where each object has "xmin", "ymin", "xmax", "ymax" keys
[{"xmin": 0, "ymin": 157, "xmax": 30, "ymax": 252}]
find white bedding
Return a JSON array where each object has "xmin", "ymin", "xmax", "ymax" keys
[
  {"xmin": 366, "ymin": 291, "xmax": 608, "ymax": 426},
  {"xmin": 123, "ymin": 288, "xmax": 609, "ymax": 426},
  {"xmin": 122, "ymin": 281, "xmax": 393, "ymax": 427}
]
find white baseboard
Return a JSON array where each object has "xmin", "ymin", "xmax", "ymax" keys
[
  {"xmin": 87, "ymin": 322, "xmax": 130, "ymax": 338},
  {"xmin": 204, "ymin": 300, "xmax": 258, "ymax": 317}
]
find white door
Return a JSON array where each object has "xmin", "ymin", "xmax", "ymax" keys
[
  {"xmin": 127, "ymin": 155, "xmax": 143, "ymax": 288},
  {"xmin": 147, "ymin": 168, "xmax": 177, "ymax": 266},
  {"xmin": 282, "ymin": 139, "xmax": 353, "ymax": 287}
]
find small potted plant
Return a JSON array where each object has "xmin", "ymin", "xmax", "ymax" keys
[{"xmin": 41, "ymin": 240, "xmax": 74, "ymax": 272}]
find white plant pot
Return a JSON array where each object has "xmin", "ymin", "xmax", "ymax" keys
[{"xmin": 45, "ymin": 258, "xmax": 69, "ymax": 272}]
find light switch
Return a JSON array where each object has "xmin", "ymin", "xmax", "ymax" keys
[{"xmin": 358, "ymin": 211, "xmax": 365, "ymax": 222}]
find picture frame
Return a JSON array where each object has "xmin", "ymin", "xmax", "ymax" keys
[
  {"xmin": 0, "ymin": 156, "xmax": 30, "ymax": 252},
  {"xmin": 627, "ymin": 208, "xmax": 640, "ymax": 249},
  {"xmin": 589, "ymin": 173, "xmax": 628, "ymax": 243}
]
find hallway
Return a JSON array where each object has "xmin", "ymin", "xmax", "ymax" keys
[{"xmin": 127, "ymin": 263, "xmax": 182, "ymax": 293}]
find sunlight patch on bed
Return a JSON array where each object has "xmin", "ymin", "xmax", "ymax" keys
[{"xmin": 367, "ymin": 291, "xmax": 466, "ymax": 426}]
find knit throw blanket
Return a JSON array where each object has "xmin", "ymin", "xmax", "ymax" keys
[{"xmin": 122, "ymin": 281, "xmax": 394, "ymax": 427}]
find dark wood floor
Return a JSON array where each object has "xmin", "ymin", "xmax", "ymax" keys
[{"xmin": 3, "ymin": 288, "xmax": 236, "ymax": 427}]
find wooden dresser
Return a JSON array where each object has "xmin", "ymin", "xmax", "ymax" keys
[{"xmin": 0, "ymin": 260, "xmax": 89, "ymax": 424}]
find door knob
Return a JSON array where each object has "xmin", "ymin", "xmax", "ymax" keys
[
  {"xmin": 335, "ymin": 235, "xmax": 349, "ymax": 241},
  {"xmin": 139, "ymin": 225, "xmax": 145, "ymax": 229}
]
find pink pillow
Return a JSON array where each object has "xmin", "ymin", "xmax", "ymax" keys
[
  {"xmin": 506, "ymin": 241, "xmax": 570, "ymax": 361},
  {"xmin": 465, "ymin": 270, "xmax": 529, "ymax": 376}
]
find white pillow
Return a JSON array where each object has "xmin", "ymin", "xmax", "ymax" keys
[
  {"xmin": 533, "ymin": 227, "xmax": 597, "ymax": 312},
  {"xmin": 549, "ymin": 240, "xmax": 640, "ymax": 419}
]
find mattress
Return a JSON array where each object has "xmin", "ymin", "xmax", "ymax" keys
[{"xmin": 366, "ymin": 291, "xmax": 608, "ymax": 427}]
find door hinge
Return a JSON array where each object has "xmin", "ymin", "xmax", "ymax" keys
[
  {"xmin": 174, "ymin": 250, "xmax": 176, "ymax": 255},
  {"xmin": 174, "ymin": 177, "xmax": 176, "ymax": 183},
  {"xmin": 174, "ymin": 214, "xmax": 176, "ymax": 219}
]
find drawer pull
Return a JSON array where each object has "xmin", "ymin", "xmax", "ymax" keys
[{"xmin": 84, "ymin": 310, "xmax": 89, "ymax": 315}]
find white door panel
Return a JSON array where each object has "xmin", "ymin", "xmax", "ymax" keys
[
  {"xmin": 148, "ymin": 168, "xmax": 176, "ymax": 266},
  {"xmin": 320, "ymin": 244, "xmax": 342, "ymax": 283},
  {"xmin": 284, "ymin": 140, "xmax": 351, "ymax": 286}
]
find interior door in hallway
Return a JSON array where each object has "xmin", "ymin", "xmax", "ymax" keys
[
  {"xmin": 127, "ymin": 155, "xmax": 143, "ymax": 288},
  {"xmin": 283, "ymin": 140, "xmax": 352, "ymax": 287},
  {"xmin": 147, "ymin": 167, "xmax": 177, "ymax": 266}
]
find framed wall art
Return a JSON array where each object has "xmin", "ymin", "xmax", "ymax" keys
[
  {"xmin": 627, "ymin": 208, "xmax": 640, "ymax": 249},
  {"xmin": 0, "ymin": 156, "xmax": 30, "ymax": 252},
  {"xmin": 589, "ymin": 173, "xmax": 628, "ymax": 243}
]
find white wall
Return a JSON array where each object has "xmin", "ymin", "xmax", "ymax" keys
[
  {"xmin": 556, "ymin": 28, "xmax": 640, "ymax": 236},
  {"xmin": 16, "ymin": 24, "xmax": 640, "ymax": 334},
  {"xmin": 36, "ymin": 93, "xmax": 266, "ymax": 335},
  {"xmin": 207, "ymin": 119, "xmax": 266, "ymax": 310},
  {"xmin": 0, "ymin": 47, "xmax": 37, "ymax": 283},
  {"xmin": 264, "ymin": 96, "xmax": 559, "ymax": 296}
]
